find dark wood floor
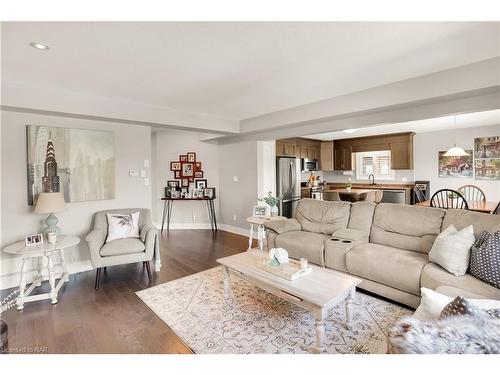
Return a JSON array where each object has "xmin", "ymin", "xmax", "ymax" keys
[{"xmin": 1, "ymin": 230, "xmax": 251, "ymax": 354}]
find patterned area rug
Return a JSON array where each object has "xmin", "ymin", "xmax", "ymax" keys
[{"xmin": 136, "ymin": 266, "xmax": 411, "ymax": 354}]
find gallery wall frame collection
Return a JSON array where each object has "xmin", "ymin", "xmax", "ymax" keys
[
  {"xmin": 438, "ymin": 136, "xmax": 499, "ymax": 181},
  {"xmin": 167, "ymin": 152, "xmax": 215, "ymax": 199}
]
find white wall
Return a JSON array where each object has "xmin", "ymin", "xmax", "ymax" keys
[
  {"xmin": 218, "ymin": 140, "xmax": 259, "ymax": 230},
  {"xmin": 414, "ymin": 124, "xmax": 500, "ymax": 201},
  {"xmin": 151, "ymin": 129, "xmax": 220, "ymax": 228},
  {"xmin": 1, "ymin": 110, "xmax": 152, "ymax": 288}
]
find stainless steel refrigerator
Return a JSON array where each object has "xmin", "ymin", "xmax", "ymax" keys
[{"xmin": 276, "ymin": 157, "xmax": 301, "ymax": 218}]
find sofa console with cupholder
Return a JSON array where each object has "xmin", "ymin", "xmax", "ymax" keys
[{"xmin": 264, "ymin": 198, "xmax": 500, "ymax": 308}]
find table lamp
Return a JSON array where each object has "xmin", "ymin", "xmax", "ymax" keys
[{"xmin": 34, "ymin": 192, "xmax": 66, "ymax": 236}]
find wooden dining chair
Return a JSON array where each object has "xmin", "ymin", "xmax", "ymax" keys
[
  {"xmin": 493, "ymin": 201, "xmax": 500, "ymax": 215},
  {"xmin": 323, "ymin": 191, "xmax": 341, "ymax": 201},
  {"xmin": 430, "ymin": 189, "xmax": 469, "ymax": 210},
  {"xmin": 413, "ymin": 186, "xmax": 426, "ymax": 204},
  {"xmin": 458, "ymin": 185, "xmax": 486, "ymax": 202}
]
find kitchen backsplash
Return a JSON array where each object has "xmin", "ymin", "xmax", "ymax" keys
[{"xmin": 304, "ymin": 170, "xmax": 415, "ymax": 184}]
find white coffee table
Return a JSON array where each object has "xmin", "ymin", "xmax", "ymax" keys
[
  {"xmin": 3, "ymin": 235, "xmax": 80, "ymax": 310},
  {"xmin": 245, "ymin": 216, "xmax": 286, "ymax": 251},
  {"xmin": 217, "ymin": 250, "xmax": 361, "ymax": 353}
]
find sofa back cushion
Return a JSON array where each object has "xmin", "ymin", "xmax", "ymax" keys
[
  {"xmin": 348, "ymin": 202, "xmax": 376, "ymax": 233},
  {"xmin": 370, "ymin": 203, "xmax": 445, "ymax": 253},
  {"xmin": 442, "ymin": 209, "xmax": 500, "ymax": 235},
  {"xmin": 295, "ymin": 198, "xmax": 351, "ymax": 235}
]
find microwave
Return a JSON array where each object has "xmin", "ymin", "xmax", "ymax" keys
[{"xmin": 301, "ymin": 158, "xmax": 320, "ymax": 172}]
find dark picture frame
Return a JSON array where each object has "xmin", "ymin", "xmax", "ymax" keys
[
  {"xmin": 181, "ymin": 178, "xmax": 190, "ymax": 188},
  {"xmin": 180, "ymin": 155, "xmax": 188, "ymax": 162},
  {"xmin": 174, "ymin": 170, "xmax": 181, "ymax": 179},
  {"xmin": 170, "ymin": 161, "xmax": 181, "ymax": 171},
  {"xmin": 187, "ymin": 152, "xmax": 196, "ymax": 163},
  {"xmin": 181, "ymin": 162, "xmax": 194, "ymax": 177},
  {"xmin": 195, "ymin": 179, "xmax": 207, "ymax": 189},
  {"xmin": 167, "ymin": 180, "xmax": 179, "ymax": 188},
  {"xmin": 194, "ymin": 171, "xmax": 204, "ymax": 178},
  {"xmin": 204, "ymin": 187, "xmax": 216, "ymax": 199},
  {"xmin": 194, "ymin": 162, "xmax": 202, "ymax": 171}
]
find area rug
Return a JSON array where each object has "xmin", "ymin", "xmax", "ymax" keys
[{"xmin": 136, "ymin": 266, "xmax": 412, "ymax": 354}]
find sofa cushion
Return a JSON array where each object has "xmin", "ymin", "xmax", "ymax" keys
[
  {"xmin": 347, "ymin": 202, "xmax": 376, "ymax": 233},
  {"xmin": 370, "ymin": 203, "xmax": 445, "ymax": 254},
  {"xmin": 295, "ymin": 198, "xmax": 351, "ymax": 235},
  {"xmin": 100, "ymin": 238, "xmax": 146, "ymax": 256},
  {"xmin": 346, "ymin": 243, "xmax": 429, "ymax": 295},
  {"xmin": 421, "ymin": 262, "xmax": 500, "ymax": 300},
  {"xmin": 324, "ymin": 237, "xmax": 359, "ymax": 272},
  {"xmin": 332, "ymin": 228, "xmax": 369, "ymax": 242},
  {"xmin": 275, "ymin": 231, "xmax": 330, "ymax": 266},
  {"xmin": 442, "ymin": 209, "xmax": 500, "ymax": 235}
]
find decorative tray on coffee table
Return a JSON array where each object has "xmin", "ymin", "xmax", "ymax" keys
[{"xmin": 255, "ymin": 258, "xmax": 313, "ymax": 281}]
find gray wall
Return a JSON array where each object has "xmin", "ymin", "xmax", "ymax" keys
[{"xmin": 0, "ymin": 110, "xmax": 152, "ymax": 288}]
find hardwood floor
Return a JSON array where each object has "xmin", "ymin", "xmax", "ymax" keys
[{"xmin": 1, "ymin": 230, "xmax": 251, "ymax": 354}]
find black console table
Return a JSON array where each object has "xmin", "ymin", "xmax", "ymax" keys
[{"xmin": 160, "ymin": 197, "xmax": 217, "ymax": 234}]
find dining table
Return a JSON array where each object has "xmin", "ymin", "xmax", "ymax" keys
[{"xmin": 415, "ymin": 200, "xmax": 498, "ymax": 214}]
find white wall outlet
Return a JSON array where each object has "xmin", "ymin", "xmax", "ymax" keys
[
  {"xmin": 232, "ymin": 175, "xmax": 239, "ymax": 182},
  {"xmin": 129, "ymin": 169, "xmax": 138, "ymax": 177},
  {"xmin": 140, "ymin": 169, "xmax": 146, "ymax": 178},
  {"xmin": 144, "ymin": 159, "xmax": 150, "ymax": 168},
  {"xmin": 144, "ymin": 178, "xmax": 150, "ymax": 186},
  {"xmin": 232, "ymin": 214, "xmax": 237, "ymax": 221}
]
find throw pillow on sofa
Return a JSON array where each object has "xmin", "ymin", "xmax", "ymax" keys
[
  {"xmin": 440, "ymin": 296, "xmax": 500, "ymax": 319},
  {"xmin": 428, "ymin": 224, "xmax": 475, "ymax": 276},
  {"xmin": 469, "ymin": 231, "xmax": 500, "ymax": 289},
  {"xmin": 106, "ymin": 212, "xmax": 140, "ymax": 242},
  {"xmin": 412, "ymin": 288, "xmax": 500, "ymax": 320}
]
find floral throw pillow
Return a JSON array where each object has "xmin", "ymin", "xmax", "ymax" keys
[{"xmin": 106, "ymin": 212, "xmax": 140, "ymax": 242}]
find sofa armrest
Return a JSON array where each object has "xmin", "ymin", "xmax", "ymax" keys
[
  {"xmin": 140, "ymin": 224, "xmax": 156, "ymax": 242},
  {"xmin": 264, "ymin": 218, "xmax": 301, "ymax": 234}
]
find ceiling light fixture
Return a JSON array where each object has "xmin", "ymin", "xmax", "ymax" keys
[
  {"xmin": 443, "ymin": 116, "xmax": 468, "ymax": 157},
  {"xmin": 29, "ymin": 42, "xmax": 50, "ymax": 50},
  {"xmin": 343, "ymin": 128, "xmax": 358, "ymax": 134}
]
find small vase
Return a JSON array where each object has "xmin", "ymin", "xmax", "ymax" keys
[{"xmin": 270, "ymin": 206, "xmax": 278, "ymax": 217}]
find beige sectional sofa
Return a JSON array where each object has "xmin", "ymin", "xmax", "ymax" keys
[{"xmin": 264, "ymin": 198, "xmax": 500, "ymax": 308}]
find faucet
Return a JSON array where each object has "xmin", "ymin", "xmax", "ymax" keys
[{"xmin": 368, "ymin": 174, "xmax": 375, "ymax": 186}]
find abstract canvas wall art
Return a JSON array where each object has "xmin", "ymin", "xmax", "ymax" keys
[{"xmin": 27, "ymin": 125, "xmax": 115, "ymax": 205}]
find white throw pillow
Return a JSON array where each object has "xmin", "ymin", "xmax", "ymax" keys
[
  {"xmin": 106, "ymin": 212, "xmax": 140, "ymax": 242},
  {"xmin": 413, "ymin": 287, "xmax": 500, "ymax": 320},
  {"xmin": 428, "ymin": 224, "xmax": 475, "ymax": 276}
]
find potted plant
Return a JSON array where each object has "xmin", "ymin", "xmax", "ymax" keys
[{"xmin": 258, "ymin": 192, "xmax": 283, "ymax": 217}]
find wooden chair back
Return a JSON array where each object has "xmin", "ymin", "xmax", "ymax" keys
[
  {"xmin": 458, "ymin": 185, "xmax": 486, "ymax": 202},
  {"xmin": 413, "ymin": 186, "xmax": 426, "ymax": 203},
  {"xmin": 493, "ymin": 202, "xmax": 500, "ymax": 215},
  {"xmin": 430, "ymin": 189, "xmax": 468, "ymax": 210},
  {"xmin": 323, "ymin": 191, "xmax": 341, "ymax": 201}
]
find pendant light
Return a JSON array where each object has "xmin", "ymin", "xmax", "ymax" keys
[{"xmin": 443, "ymin": 115, "xmax": 468, "ymax": 157}]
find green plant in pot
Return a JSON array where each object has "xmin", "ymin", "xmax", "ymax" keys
[{"xmin": 258, "ymin": 192, "xmax": 283, "ymax": 217}]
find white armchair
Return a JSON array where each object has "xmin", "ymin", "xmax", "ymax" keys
[{"xmin": 85, "ymin": 208, "xmax": 160, "ymax": 289}]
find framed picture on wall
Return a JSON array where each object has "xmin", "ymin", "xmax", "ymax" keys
[
  {"xmin": 181, "ymin": 162, "xmax": 194, "ymax": 177},
  {"xmin": 170, "ymin": 161, "xmax": 181, "ymax": 171},
  {"xmin": 167, "ymin": 180, "xmax": 179, "ymax": 188},
  {"xmin": 438, "ymin": 150, "xmax": 473, "ymax": 178},
  {"xmin": 194, "ymin": 171, "xmax": 203, "ymax": 178},
  {"xmin": 187, "ymin": 152, "xmax": 196, "ymax": 163},
  {"xmin": 174, "ymin": 170, "xmax": 181, "ymax": 179},
  {"xmin": 192, "ymin": 188, "xmax": 204, "ymax": 198},
  {"xmin": 180, "ymin": 155, "xmax": 188, "ymax": 162},
  {"xmin": 194, "ymin": 162, "xmax": 202, "ymax": 171},
  {"xmin": 195, "ymin": 179, "xmax": 207, "ymax": 189},
  {"xmin": 181, "ymin": 178, "xmax": 190, "ymax": 187},
  {"xmin": 204, "ymin": 187, "xmax": 216, "ymax": 199}
]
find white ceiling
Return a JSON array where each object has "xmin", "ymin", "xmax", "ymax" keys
[
  {"xmin": 2, "ymin": 22, "xmax": 500, "ymax": 120},
  {"xmin": 302, "ymin": 109, "xmax": 500, "ymax": 141}
]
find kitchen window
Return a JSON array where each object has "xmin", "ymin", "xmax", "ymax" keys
[{"xmin": 355, "ymin": 150, "xmax": 395, "ymax": 180}]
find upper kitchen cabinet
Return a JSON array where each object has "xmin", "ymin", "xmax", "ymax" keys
[
  {"xmin": 320, "ymin": 141, "xmax": 334, "ymax": 171},
  {"xmin": 276, "ymin": 138, "xmax": 321, "ymax": 160},
  {"xmin": 276, "ymin": 139, "xmax": 299, "ymax": 157},
  {"xmin": 333, "ymin": 132, "xmax": 414, "ymax": 171}
]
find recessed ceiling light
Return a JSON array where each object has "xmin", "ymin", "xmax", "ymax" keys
[
  {"xmin": 29, "ymin": 42, "xmax": 50, "ymax": 50},
  {"xmin": 343, "ymin": 128, "xmax": 358, "ymax": 134}
]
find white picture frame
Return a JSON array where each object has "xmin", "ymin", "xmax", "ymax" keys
[{"xmin": 253, "ymin": 205, "xmax": 269, "ymax": 217}]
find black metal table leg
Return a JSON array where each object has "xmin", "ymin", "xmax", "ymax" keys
[
  {"xmin": 206, "ymin": 200, "xmax": 214, "ymax": 233},
  {"xmin": 210, "ymin": 199, "xmax": 217, "ymax": 232},
  {"xmin": 167, "ymin": 200, "xmax": 173, "ymax": 231},
  {"xmin": 161, "ymin": 199, "xmax": 168, "ymax": 234}
]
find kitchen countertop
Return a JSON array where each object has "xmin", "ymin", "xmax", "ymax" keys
[{"xmin": 326, "ymin": 183, "xmax": 414, "ymax": 190}]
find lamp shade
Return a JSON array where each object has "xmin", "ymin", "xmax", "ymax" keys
[
  {"xmin": 34, "ymin": 192, "xmax": 66, "ymax": 214},
  {"xmin": 443, "ymin": 145, "xmax": 469, "ymax": 157}
]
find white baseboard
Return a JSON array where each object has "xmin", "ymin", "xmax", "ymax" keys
[
  {"xmin": 154, "ymin": 222, "xmax": 257, "ymax": 239},
  {"xmin": 0, "ymin": 258, "xmax": 93, "ymax": 291}
]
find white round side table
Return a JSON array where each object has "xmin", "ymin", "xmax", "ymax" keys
[
  {"xmin": 3, "ymin": 235, "xmax": 80, "ymax": 310},
  {"xmin": 246, "ymin": 216, "xmax": 286, "ymax": 252}
]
